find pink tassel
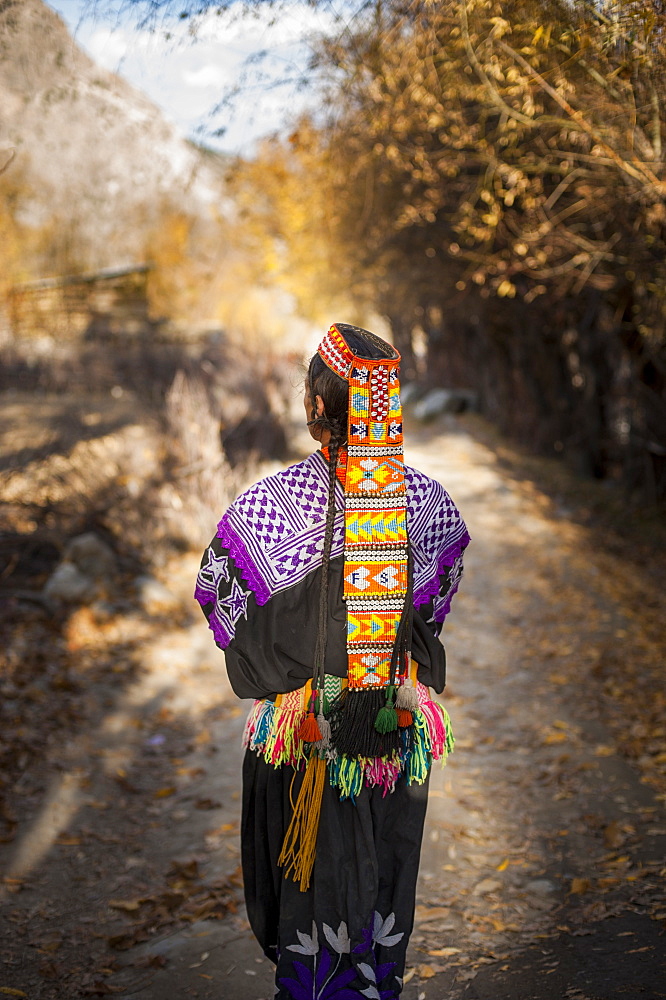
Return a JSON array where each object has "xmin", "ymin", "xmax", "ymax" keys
[
  {"xmin": 419, "ymin": 698, "xmax": 447, "ymax": 759},
  {"xmin": 242, "ymin": 699, "xmax": 265, "ymax": 750},
  {"xmin": 265, "ymin": 707, "xmax": 307, "ymax": 767},
  {"xmin": 364, "ymin": 757, "xmax": 401, "ymax": 796}
]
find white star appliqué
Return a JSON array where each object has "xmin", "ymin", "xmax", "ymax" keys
[{"xmin": 201, "ymin": 550, "xmax": 229, "ymax": 584}]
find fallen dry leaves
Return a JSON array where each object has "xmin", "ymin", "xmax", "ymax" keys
[
  {"xmin": 1, "ymin": 399, "xmax": 665, "ymax": 999},
  {"xmin": 106, "ymin": 861, "xmax": 237, "ymax": 952}
]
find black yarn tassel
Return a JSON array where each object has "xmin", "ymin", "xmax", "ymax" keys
[
  {"xmin": 325, "ymin": 688, "xmax": 348, "ymax": 733},
  {"xmin": 330, "ymin": 688, "xmax": 401, "ymax": 758}
]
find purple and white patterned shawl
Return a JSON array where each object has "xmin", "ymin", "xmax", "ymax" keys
[{"xmin": 195, "ymin": 451, "xmax": 469, "ymax": 647}]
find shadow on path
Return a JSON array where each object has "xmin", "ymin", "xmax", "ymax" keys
[{"xmin": 1, "ymin": 415, "xmax": 664, "ymax": 999}]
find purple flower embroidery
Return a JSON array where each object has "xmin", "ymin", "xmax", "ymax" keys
[
  {"xmin": 280, "ymin": 914, "xmax": 403, "ymax": 1000},
  {"xmin": 353, "ymin": 925, "xmax": 373, "ymax": 955},
  {"xmin": 280, "ymin": 949, "xmax": 359, "ymax": 1000},
  {"xmin": 357, "ymin": 959, "xmax": 399, "ymax": 1000}
]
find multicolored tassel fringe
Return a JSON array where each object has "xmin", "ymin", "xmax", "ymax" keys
[
  {"xmin": 249, "ymin": 668, "xmax": 455, "ymax": 889},
  {"xmin": 242, "ymin": 669, "xmax": 454, "ymax": 799}
]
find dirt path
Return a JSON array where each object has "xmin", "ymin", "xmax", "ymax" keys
[
  {"xmin": 404, "ymin": 424, "xmax": 665, "ymax": 999},
  {"xmin": 1, "ymin": 410, "xmax": 664, "ymax": 1000}
]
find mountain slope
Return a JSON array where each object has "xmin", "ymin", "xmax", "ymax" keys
[{"xmin": 0, "ymin": 0, "xmax": 227, "ymax": 273}]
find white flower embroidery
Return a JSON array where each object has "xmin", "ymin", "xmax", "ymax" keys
[
  {"xmin": 286, "ymin": 920, "xmax": 318, "ymax": 956},
  {"xmin": 372, "ymin": 911, "xmax": 404, "ymax": 948},
  {"xmin": 322, "ymin": 921, "xmax": 351, "ymax": 954},
  {"xmin": 357, "ymin": 963, "xmax": 376, "ymax": 982}
]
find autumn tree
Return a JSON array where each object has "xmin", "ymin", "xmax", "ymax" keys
[
  {"xmin": 94, "ymin": 0, "xmax": 666, "ymax": 498},
  {"xmin": 236, "ymin": 0, "xmax": 665, "ymax": 497}
]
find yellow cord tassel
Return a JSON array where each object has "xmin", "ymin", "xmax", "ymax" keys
[{"xmin": 278, "ymin": 753, "xmax": 327, "ymax": 892}]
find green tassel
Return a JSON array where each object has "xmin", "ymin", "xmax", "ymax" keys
[
  {"xmin": 330, "ymin": 754, "xmax": 364, "ymax": 800},
  {"xmin": 406, "ymin": 711, "xmax": 430, "ymax": 784},
  {"xmin": 374, "ymin": 685, "xmax": 398, "ymax": 734},
  {"xmin": 442, "ymin": 705, "xmax": 455, "ymax": 755}
]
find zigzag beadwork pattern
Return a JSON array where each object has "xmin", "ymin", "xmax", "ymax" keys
[
  {"xmin": 347, "ymin": 611, "xmax": 403, "ymax": 645},
  {"xmin": 317, "ymin": 324, "xmax": 355, "ymax": 380},
  {"xmin": 345, "ymin": 508, "xmax": 407, "ymax": 545},
  {"xmin": 205, "ymin": 453, "xmax": 468, "ymax": 623}
]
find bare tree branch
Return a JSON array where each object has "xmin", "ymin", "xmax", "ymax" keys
[{"xmin": 498, "ymin": 39, "xmax": 666, "ymax": 196}]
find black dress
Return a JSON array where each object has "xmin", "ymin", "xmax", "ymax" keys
[{"xmin": 195, "ymin": 450, "xmax": 469, "ymax": 998}]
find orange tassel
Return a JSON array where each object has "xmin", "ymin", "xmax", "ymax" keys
[
  {"xmin": 397, "ymin": 708, "xmax": 413, "ymax": 728},
  {"xmin": 298, "ymin": 712, "xmax": 323, "ymax": 743},
  {"xmin": 278, "ymin": 753, "xmax": 327, "ymax": 892}
]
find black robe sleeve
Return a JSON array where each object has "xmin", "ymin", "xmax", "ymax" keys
[{"xmin": 196, "ymin": 537, "xmax": 456, "ymax": 699}]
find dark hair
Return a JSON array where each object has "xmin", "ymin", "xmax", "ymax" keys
[{"xmin": 307, "ymin": 324, "xmax": 405, "ymax": 702}]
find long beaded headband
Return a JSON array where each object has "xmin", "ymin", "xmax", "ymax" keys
[{"xmin": 317, "ymin": 323, "xmax": 409, "ymax": 694}]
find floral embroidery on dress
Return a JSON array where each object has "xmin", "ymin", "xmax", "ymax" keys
[{"xmin": 279, "ymin": 913, "xmax": 404, "ymax": 1000}]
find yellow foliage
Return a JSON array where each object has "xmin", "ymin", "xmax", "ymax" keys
[
  {"xmin": 0, "ymin": 154, "xmax": 91, "ymax": 307},
  {"xmin": 144, "ymin": 206, "xmax": 199, "ymax": 322},
  {"xmin": 237, "ymin": 0, "xmax": 666, "ymax": 341},
  {"xmin": 227, "ymin": 133, "xmax": 371, "ymax": 325},
  {"xmin": 0, "ymin": 170, "xmax": 41, "ymax": 298}
]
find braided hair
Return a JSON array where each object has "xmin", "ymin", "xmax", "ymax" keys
[{"xmin": 307, "ymin": 324, "xmax": 408, "ymax": 703}]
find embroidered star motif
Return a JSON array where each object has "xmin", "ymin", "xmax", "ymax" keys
[
  {"xmin": 219, "ymin": 577, "xmax": 250, "ymax": 625},
  {"xmin": 200, "ymin": 550, "xmax": 229, "ymax": 584}
]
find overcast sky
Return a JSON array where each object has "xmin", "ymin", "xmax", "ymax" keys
[{"xmin": 46, "ymin": 0, "xmax": 335, "ymax": 152}]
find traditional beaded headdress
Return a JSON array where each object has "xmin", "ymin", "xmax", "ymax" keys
[{"xmin": 311, "ymin": 323, "xmax": 417, "ymax": 753}]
